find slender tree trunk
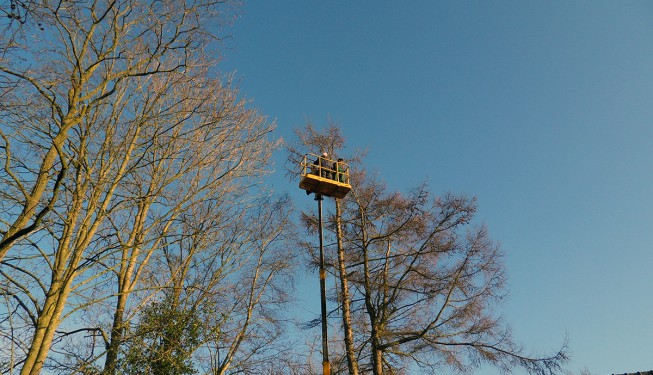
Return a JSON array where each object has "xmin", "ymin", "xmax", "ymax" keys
[
  {"xmin": 358, "ymin": 204, "xmax": 385, "ymax": 375},
  {"xmin": 20, "ymin": 278, "xmax": 73, "ymax": 375},
  {"xmin": 104, "ymin": 187, "xmax": 151, "ymax": 375},
  {"xmin": 371, "ymin": 345, "xmax": 383, "ymax": 375},
  {"xmin": 367, "ymin": 307, "xmax": 384, "ymax": 375},
  {"xmin": 334, "ymin": 199, "xmax": 359, "ymax": 375},
  {"xmin": 20, "ymin": 180, "xmax": 83, "ymax": 375},
  {"xmin": 103, "ymin": 289, "xmax": 128, "ymax": 375},
  {"xmin": 22, "ymin": 157, "xmax": 116, "ymax": 374},
  {"xmin": 103, "ymin": 250, "xmax": 141, "ymax": 375}
]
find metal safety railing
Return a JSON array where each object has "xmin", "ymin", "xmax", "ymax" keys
[{"xmin": 300, "ymin": 153, "xmax": 350, "ymax": 185}]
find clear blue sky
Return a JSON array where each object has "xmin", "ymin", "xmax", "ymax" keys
[{"xmin": 220, "ymin": 2, "xmax": 653, "ymax": 374}]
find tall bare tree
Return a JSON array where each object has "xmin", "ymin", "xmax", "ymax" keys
[
  {"xmin": 0, "ymin": 69, "xmax": 279, "ymax": 374},
  {"xmin": 340, "ymin": 172, "xmax": 568, "ymax": 375},
  {"xmin": 98, "ymin": 68, "xmax": 276, "ymax": 375},
  {"xmin": 0, "ymin": 1, "xmax": 297, "ymax": 374},
  {"xmin": 288, "ymin": 123, "xmax": 568, "ymax": 375},
  {"xmin": 118, "ymin": 194, "xmax": 297, "ymax": 375}
]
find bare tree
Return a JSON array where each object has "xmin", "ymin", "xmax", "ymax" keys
[
  {"xmin": 0, "ymin": 69, "xmax": 284, "ymax": 373},
  {"xmin": 203, "ymin": 197, "xmax": 297, "ymax": 375},
  {"xmin": 340, "ymin": 173, "xmax": 568, "ymax": 375},
  {"xmin": 0, "ymin": 1, "xmax": 299, "ymax": 374},
  {"xmin": 116, "ymin": 194, "xmax": 297, "ymax": 375},
  {"xmin": 98, "ymin": 67, "xmax": 277, "ymax": 375},
  {"xmin": 288, "ymin": 123, "xmax": 568, "ymax": 375}
]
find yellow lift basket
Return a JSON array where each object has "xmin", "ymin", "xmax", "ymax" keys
[{"xmin": 299, "ymin": 153, "xmax": 351, "ymax": 199}]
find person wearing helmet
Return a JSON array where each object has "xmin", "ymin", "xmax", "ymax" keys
[
  {"xmin": 309, "ymin": 152, "xmax": 331, "ymax": 176},
  {"xmin": 319, "ymin": 152, "xmax": 331, "ymax": 179},
  {"xmin": 307, "ymin": 152, "xmax": 331, "ymax": 195}
]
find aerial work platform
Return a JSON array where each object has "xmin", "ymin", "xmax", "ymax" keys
[{"xmin": 299, "ymin": 153, "xmax": 351, "ymax": 199}]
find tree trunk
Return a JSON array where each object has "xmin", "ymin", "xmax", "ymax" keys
[
  {"xmin": 20, "ymin": 278, "xmax": 72, "ymax": 375},
  {"xmin": 334, "ymin": 199, "xmax": 359, "ymax": 375},
  {"xmin": 358, "ymin": 203, "xmax": 385, "ymax": 375},
  {"xmin": 371, "ymin": 344, "xmax": 383, "ymax": 375},
  {"xmin": 103, "ymin": 290, "xmax": 128, "ymax": 375}
]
